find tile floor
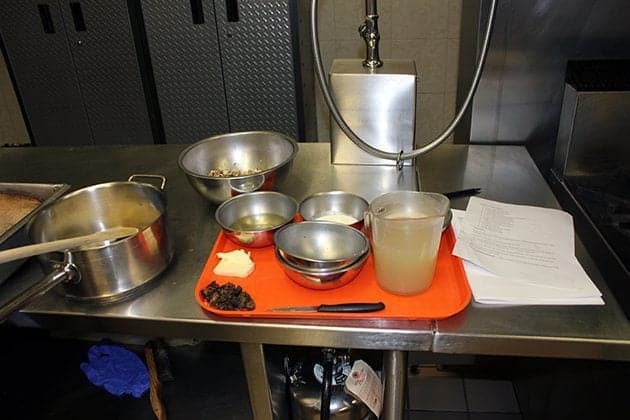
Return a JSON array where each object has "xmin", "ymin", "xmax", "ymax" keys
[
  {"xmin": 406, "ymin": 352, "xmax": 521, "ymax": 420},
  {"xmin": 2, "ymin": 328, "xmax": 630, "ymax": 419}
]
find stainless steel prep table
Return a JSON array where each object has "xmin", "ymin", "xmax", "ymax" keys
[{"xmin": 1, "ymin": 143, "xmax": 629, "ymax": 419}]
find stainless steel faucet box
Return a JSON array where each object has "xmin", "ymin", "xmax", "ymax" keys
[{"xmin": 330, "ymin": 59, "xmax": 417, "ymax": 166}]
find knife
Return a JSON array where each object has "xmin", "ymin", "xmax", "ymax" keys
[
  {"xmin": 443, "ymin": 188, "xmax": 481, "ymax": 199},
  {"xmin": 268, "ymin": 302, "xmax": 385, "ymax": 313}
]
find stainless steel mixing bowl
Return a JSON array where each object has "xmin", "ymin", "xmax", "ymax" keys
[
  {"xmin": 299, "ymin": 191, "xmax": 368, "ymax": 229},
  {"xmin": 215, "ymin": 191, "xmax": 298, "ymax": 248},
  {"xmin": 275, "ymin": 247, "xmax": 368, "ymax": 290},
  {"xmin": 178, "ymin": 131, "xmax": 299, "ymax": 205},
  {"xmin": 274, "ymin": 221, "xmax": 370, "ymax": 271}
]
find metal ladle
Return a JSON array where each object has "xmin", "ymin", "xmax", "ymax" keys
[{"xmin": 0, "ymin": 226, "xmax": 139, "ymax": 265}]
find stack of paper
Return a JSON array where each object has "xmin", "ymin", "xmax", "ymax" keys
[{"xmin": 451, "ymin": 197, "xmax": 603, "ymax": 305}]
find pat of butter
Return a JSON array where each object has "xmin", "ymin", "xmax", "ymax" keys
[{"xmin": 213, "ymin": 249, "xmax": 255, "ymax": 278}]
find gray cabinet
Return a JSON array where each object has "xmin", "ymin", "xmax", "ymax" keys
[
  {"xmin": 0, "ymin": 0, "xmax": 156, "ymax": 145},
  {"xmin": 140, "ymin": 0, "xmax": 229, "ymax": 144},
  {"xmin": 141, "ymin": 0, "xmax": 303, "ymax": 143}
]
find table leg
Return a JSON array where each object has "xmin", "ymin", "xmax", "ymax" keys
[
  {"xmin": 383, "ymin": 350, "xmax": 407, "ymax": 420},
  {"xmin": 240, "ymin": 342, "xmax": 273, "ymax": 420}
]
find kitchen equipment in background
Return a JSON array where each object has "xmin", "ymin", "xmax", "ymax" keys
[
  {"xmin": 0, "ymin": 174, "xmax": 173, "ymax": 321},
  {"xmin": 286, "ymin": 348, "xmax": 375, "ymax": 420},
  {"xmin": 328, "ymin": 0, "xmax": 416, "ymax": 166},
  {"xmin": 0, "ymin": 183, "xmax": 69, "ymax": 285},
  {"xmin": 462, "ymin": 0, "xmax": 630, "ymax": 176},
  {"xmin": 178, "ymin": 131, "xmax": 298, "ymax": 205},
  {"xmin": 329, "ymin": 58, "xmax": 417, "ymax": 166},
  {"xmin": 311, "ymin": 0, "xmax": 497, "ymax": 167},
  {"xmin": 550, "ymin": 59, "xmax": 630, "ymax": 318}
]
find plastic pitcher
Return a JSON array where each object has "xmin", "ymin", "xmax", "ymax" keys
[{"xmin": 365, "ymin": 191, "xmax": 449, "ymax": 296}]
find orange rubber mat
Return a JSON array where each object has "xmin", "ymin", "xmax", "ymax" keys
[{"xmin": 195, "ymin": 226, "xmax": 471, "ymax": 320}]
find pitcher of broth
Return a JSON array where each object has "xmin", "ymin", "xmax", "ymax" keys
[{"xmin": 365, "ymin": 191, "xmax": 449, "ymax": 296}]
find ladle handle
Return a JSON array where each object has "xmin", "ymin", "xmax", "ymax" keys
[
  {"xmin": 0, "ymin": 268, "xmax": 70, "ymax": 322},
  {"xmin": 0, "ymin": 227, "xmax": 138, "ymax": 265}
]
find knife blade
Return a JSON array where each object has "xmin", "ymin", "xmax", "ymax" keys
[{"xmin": 269, "ymin": 302, "xmax": 385, "ymax": 313}]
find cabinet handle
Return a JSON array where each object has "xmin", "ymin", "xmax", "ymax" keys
[
  {"xmin": 69, "ymin": 2, "xmax": 86, "ymax": 31},
  {"xmin": 226, "ymin": 0, "xmax": 239, "ymax": 22},
  {"xmin": 190, "ymin": 0, "xmax": 204, "ymax": 25},
  {"xmin": 37, "ymin": 4, "xmax": 55, "ymax": 34}
]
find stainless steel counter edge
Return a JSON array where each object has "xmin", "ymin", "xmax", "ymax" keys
[
  {"xmin": 433, "ymin": 333, "xmax": 630, "ymax": 361},
  {"xmin": 17, "ymin": 311, "xmax": 436, "ymax": 350}
]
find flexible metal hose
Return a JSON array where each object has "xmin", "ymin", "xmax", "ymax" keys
[{"xmin": 310, "ymin": 0, "xmax": 498, "ymax": 162}]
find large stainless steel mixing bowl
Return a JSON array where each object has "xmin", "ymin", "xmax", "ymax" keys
[{"xmin": 178, "ymin": 131, "xmax": 299, "ymax": 205}]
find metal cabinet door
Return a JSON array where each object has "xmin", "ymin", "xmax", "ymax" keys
[
  {"xmin": 215, "ymin": 0, "xmax": 303, "ymax": 139},
  {"xmin": 141, "ymin": 0, "xmax": 228, "ymax": 144},
  {"xmin": 59, "ymin": 0, "xmax": 154, "ymax": 144},
  {"xmin": 0, "ymin": 1, "xmax": 92, "ymax": 146}
]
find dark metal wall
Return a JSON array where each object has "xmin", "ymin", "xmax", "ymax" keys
[{"xmin": 458, "ymin": 0, "xmax": 630, "ymax": 176}]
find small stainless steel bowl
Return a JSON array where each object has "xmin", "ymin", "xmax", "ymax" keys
[
  {"xmin": 178, "ymin": 131, "xmax": 298, "ymax": 205},
  {"xmin": 215, "ymin": 191, "xmax": 298, "ymax": 248},
  {"xmin": 299, "ymin": 191, "xmax": 368, "ymax": 229},
  {"xmin": 274, "ymin": 221, "xmax": 370, "ymax": 271},
  {"xmin": 275, "ymin": 247, "xmax": 369, "ymax": 290}
]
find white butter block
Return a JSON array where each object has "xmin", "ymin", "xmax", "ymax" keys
[{"xmin": 213, "ymin": 249, "xmax": 255, "ymax": 278}]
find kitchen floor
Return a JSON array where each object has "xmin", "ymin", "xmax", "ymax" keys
[{"xmin": 1, "ymin": 328, "xmax": 629, "ymax": 420}]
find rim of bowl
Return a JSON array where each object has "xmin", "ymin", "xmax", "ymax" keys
[
  {"xmin": 274, "ymin": 221, "xmax": 370, "ymax": 263},
  {"xmin": 299, "ymin": 191, "xmax": 368, "ymax": 222},
  {"xmin": 177, "ymin": 131, "xmax": 299, "ymax": 180},
  {"xmin": 275, "ymin": 246, "xmax": 369, "ymax": 276},
  {"xmin": 278, "ymin": 247, "xmax": 366, "ymax": 273},
  {"xmin": 215, "ymin": 191, "xmax": 298, "ymax": 233}
]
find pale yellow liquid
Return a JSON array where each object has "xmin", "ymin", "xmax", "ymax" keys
[
  {"xmin": 229, "ymin": 213, "xmax": 286, "ymax": 230},
  {"xmin": 372, "ymin": 217, "xmax": 442, "ymax": 295}
]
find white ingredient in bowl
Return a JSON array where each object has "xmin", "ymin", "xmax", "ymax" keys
[{"xmin": 315, "ymin": 213, "xmax": 358, "ymax": 225}]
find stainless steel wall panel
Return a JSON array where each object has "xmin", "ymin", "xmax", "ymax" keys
[
  {"xmin": 141, "ymin": 0, "xmax": 229, "ymax": 143},
  {"xmin": 0, "ymin": 1, "xmax": 91, "ymax": 146},
  {"xmin": 60, "ymin": 0, "xmax": 154, "ymax": 145},
  {"xmin": 463, "ymin": 0, "xmax": 630, "ymax": 174},
  {"xmin": 215, "ymin": 0, "xmax": 301, "ymax": 139}
]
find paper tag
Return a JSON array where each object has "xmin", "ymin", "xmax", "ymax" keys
[{"xmin": 344, "ymin": 360, "xmax": 383, "ymax": 417}]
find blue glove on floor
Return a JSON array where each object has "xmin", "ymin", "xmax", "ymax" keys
[{"xmin": 80, "ymin": 343, "xmax": 149, "ymax": 398}]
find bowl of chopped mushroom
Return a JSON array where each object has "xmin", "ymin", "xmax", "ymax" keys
[{"xmin": 178, "ymin": 131, "xmax": 299, "ymax": 205}]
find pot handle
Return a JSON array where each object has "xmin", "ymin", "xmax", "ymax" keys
[
  {"xmin": 128, "ymin": 174, "xmax": 167, "ymax": 191},
  {"xmin": 0, "ymin": 262, "xmax": 79, "ymax": 322}
]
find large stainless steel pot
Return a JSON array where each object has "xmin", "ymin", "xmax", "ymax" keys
[{"xmin": 0, "ymin": 175, "xmax": 173, "ymax": 320}]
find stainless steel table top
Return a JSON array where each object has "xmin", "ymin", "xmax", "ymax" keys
[{"xmin": 1, "ymin": 143, "xmax": 629, "ymax": 360}]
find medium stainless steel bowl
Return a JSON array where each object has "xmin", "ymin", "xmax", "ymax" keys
[
  {"xmin": 178, "ymin": 131, "xmax": 299, "ymax": 205},
  {"xmin": 274, "ymin": 221, "xmax": 370, "ymax": 271},
  {"xmin": 215, "ymin": 191, "xmax": 298, "ymax": 248},
  {"xmin": 275, "ymin": 247, "xmax": 368, "ymax": 290},
  {"xmin": 299, "ymin": 191, "xmax": 368, "ymax": 229}
]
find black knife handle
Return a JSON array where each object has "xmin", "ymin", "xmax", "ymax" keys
[
  {"xmin": 317, "ymin": 302, "xmax": 385, "ymax": 313},
  {"xmin": 443, "ymin": 188, "xmax": 481, "ymax": 199}
]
